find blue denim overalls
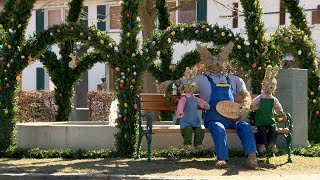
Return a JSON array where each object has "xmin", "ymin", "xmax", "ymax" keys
[
  {"xmin": 202, "ymin": 75, "xmax": 257, "ymax": 160},
  {"xmin": 179, "ymin": 97, "xmax": 201, "ymax": 129}
]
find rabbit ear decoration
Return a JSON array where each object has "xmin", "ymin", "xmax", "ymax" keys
[
  {"xmin": 271, "ymin": 65, "xmax": 279, "ymax": 79},
  {"xmin": 217, "ymin": 41, "xmax": 234, "ymax": 64},
  {"xmin": 264, "ymin": 65, "xmax": 273, "ymax": 80},
  {"xmin": 196, "ymin": 43, "xmax": 214, "ymax": 66},
  {"xmin": 184, "ymin": 67, "xmax": 197, "ymax": 80}
]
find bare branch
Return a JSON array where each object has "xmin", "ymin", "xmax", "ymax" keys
[{"xmin": 169, "ymin": 0, "xmax": 197, "ymax": 12}]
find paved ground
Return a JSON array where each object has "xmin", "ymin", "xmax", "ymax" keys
[{"xmin": 1, "ymin": 173, "xmax": 320, "ymax": 180}]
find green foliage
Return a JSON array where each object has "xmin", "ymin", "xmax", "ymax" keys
[
  {"xmin": 284, "ymin": 0, "xmax": 311, "ymax": 36},
  {"xmin": 293, "ymin": 144, "xmax": 320, "ymax": 157},
  {"xmin": 237, "ymin": 0, "xmax": 280, "ymax": 94},
  {"xmin": 114, "ymin": 0, "xmax": 142, "ymax": 157},
  {"xmin": 0, "ymin": 0, "xmax": 36, "ymax": 150},
  {"xmin": 155, "ymin": 0, "xmax": 171, "ymax": 30},
  {"xmin": 0, "ymin": 147, "xmax": 117, "ymax": 159},
  {"xmin": 0, "ymin": 146, "xmax": 296, "ymax": 159},
  {"xmin": 145, "ymin": 22, "xmax": 242, "ymax": 81},
  {"xmin": 21, "ymin": 23, "xmax": 116, "ymax": 121}
]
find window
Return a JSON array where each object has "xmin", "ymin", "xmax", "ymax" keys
[
  {"xmin": 80, "ymin": 6, "xmax": 88, "ymax": 26},
  {"xmin": 178, "ymin": 0, "xmax": 196, "ymax": 23},
  {"xmin": 48, "ymin": 9, "xmax": 62, "ymax": 27},
  {"xmin": 279, "ymin": 0, "xmax": 286, "ymax": 25},
  {"xmin": 43, "ymin": 8, "xmax": 69, "ymax": 29},
  {"xmin": 312, "ymin": 10, "xmax": 320, "ymax": 24},
  {"xmin": 109, "ymin": 6, "xmax": 122, "ymax": 30},
  {"xmin": 232, "ymin": 3, "xmax": 238, "ymax": 28},
  {"xmin": 36, "ymin": 68, "xmax": 45, "ymax": 90},
  {"xmin": 36, "ymin": 9, "xmax": 44, "ymax": 33},
  {"xmin": 168, "ymin": 1, "xmax": 177, "ymax": 23},
  {"xmin": 97, "ymin": 5, "xmax": 106, "ymax": 31},
  {"xmin": 197, "ymin": 0, "xmax": 207, "ymax": 22}
]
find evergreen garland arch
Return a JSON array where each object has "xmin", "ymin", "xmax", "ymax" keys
[
  {"xmin": 144, "ymin": 22, "xmax": 246, "ymax": 80},
  {"xmin": 19, "ymin": 23, "xmax": 119, "ymax": 121},
  {"xmin": 20, "ymin": 23, "xmax": 118, "ymax": 70}
]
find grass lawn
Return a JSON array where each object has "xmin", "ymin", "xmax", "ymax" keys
[{"xmin": 1, "ymin": 155, "xmax": 320, "ymax": 176}]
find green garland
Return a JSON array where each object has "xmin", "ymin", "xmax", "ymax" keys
[
  {"xmin": 284, "ymin": 0, "xmax": 311, "ymax": 36},
  {"xmin": 155, "ymin": 0, "xmax": 171, "ymax": 30},
  {"xmin": 0, "ymin": 0, "xmax": 36, "ymax": 150},
  {"xmin": 20, "ymin": 23, "xmax": 116, "ymax": 121},
  {"xmin": 238, "ymin": 0, "xmax": 278, "ymax": 94},
  {"xmin": 144, "ymin": 22, "xmax": 241, "ymax": 72},
  {"xmin": 114, "ymin": 0, "xmax": 142, "ymax": 157}
]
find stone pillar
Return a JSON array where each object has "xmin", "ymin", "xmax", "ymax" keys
[{"xmin": 275, "ymin": 68, "xmax": 308, "ymax": 148}]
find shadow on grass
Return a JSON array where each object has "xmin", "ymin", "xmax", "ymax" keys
[{"xmin": 0, "ymin": 156, "xmax": 290, "ymax": 175}]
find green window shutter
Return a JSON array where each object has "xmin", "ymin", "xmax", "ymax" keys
[
  {"xmin": 197, "ymin": 0, "xmax": 207, "ymax": 22},
  {"xmin": 97, "ymin": 5, "xmax": 106, "ymax": 31},
  {"xmin": 80, "ymin": 6, "xmax": 88, "ymax": 26},
  {"xmin": 36, "ymin": 9, "xmax": 44, "ymax": 33},
  {"xmin": 36, "ymin": 68, "xmax": 45, "ymax": 90}
]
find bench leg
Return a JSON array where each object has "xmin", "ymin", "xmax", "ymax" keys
[
  {"xmin": 284, "ymin": 133, "xmax": 293, "ymax": 163},
  {"xmin": 146, "ymin": 132, "xmax": 152, "ymax": 162},
  {"xmin": 146, "ymin": 113, "xmax": 153, "ymax": 162}
]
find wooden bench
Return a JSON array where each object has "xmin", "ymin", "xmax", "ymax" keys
[{"xmin": 135, "ymin": 93, "xmax": 293, "ymax": 162}]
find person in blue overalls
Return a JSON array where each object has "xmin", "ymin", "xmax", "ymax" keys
[{"xmin": 193, "ymin": 42, "xmax": 258, "ymax": 168}]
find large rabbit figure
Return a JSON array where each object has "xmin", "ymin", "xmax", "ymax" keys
[
  {"xmin": 176, "ymin": 67, "xmax": 210, "ymax": 151},
  {"xmin": 251, "ymin": 65, "xmax": 287, "ymax": 155},
  {"xmin": 158, "ymin": 42, "xmax": 258, "ymax": 169}
]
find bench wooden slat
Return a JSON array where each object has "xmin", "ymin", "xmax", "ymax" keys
[
  {"xmin": 139, "ymin": 93, "xmax": 167, "ymax": 102},
  {"xmin": 150, "ymin": 125, "xmax": 289, "ymax": 134},
  {"xmin": 140, "ymin": 102, "xmax": 176, "ymax": 111}
]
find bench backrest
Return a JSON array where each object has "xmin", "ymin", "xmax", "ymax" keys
[
  {"xmin": 138, "ymin": 93, "xmax": 244, "ymax": 111},
  {"xmin": 138, "ymin": 93, "xmax": 176, "ymax": 111}
]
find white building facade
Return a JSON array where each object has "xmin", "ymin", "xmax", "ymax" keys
[{"xmin": 21, "ymin": 0, "xmax": 320, "ymax": 91}]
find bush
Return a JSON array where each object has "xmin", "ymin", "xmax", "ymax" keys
[
  {"xmin": 293, "ymin": 144, "xmax": 320, "ymax": 157},
  {"xmin": 16, "ymin": 91, "xmax": 116, "ymax": 122},
  {"xmin": 2, "ymin": 145, "xmax": 319, "ymax": 159},
  {"xmin": 17, "ymin": 91, "xmax": 57, "ymax": 122},
  {"xmin": 87, "ymin": 91, "xmax": 116, "ymax": 121}
]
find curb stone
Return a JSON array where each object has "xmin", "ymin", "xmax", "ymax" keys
[{"xmin": 1, "ymin": 173, "xmax": 320, "ymax": 180}]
